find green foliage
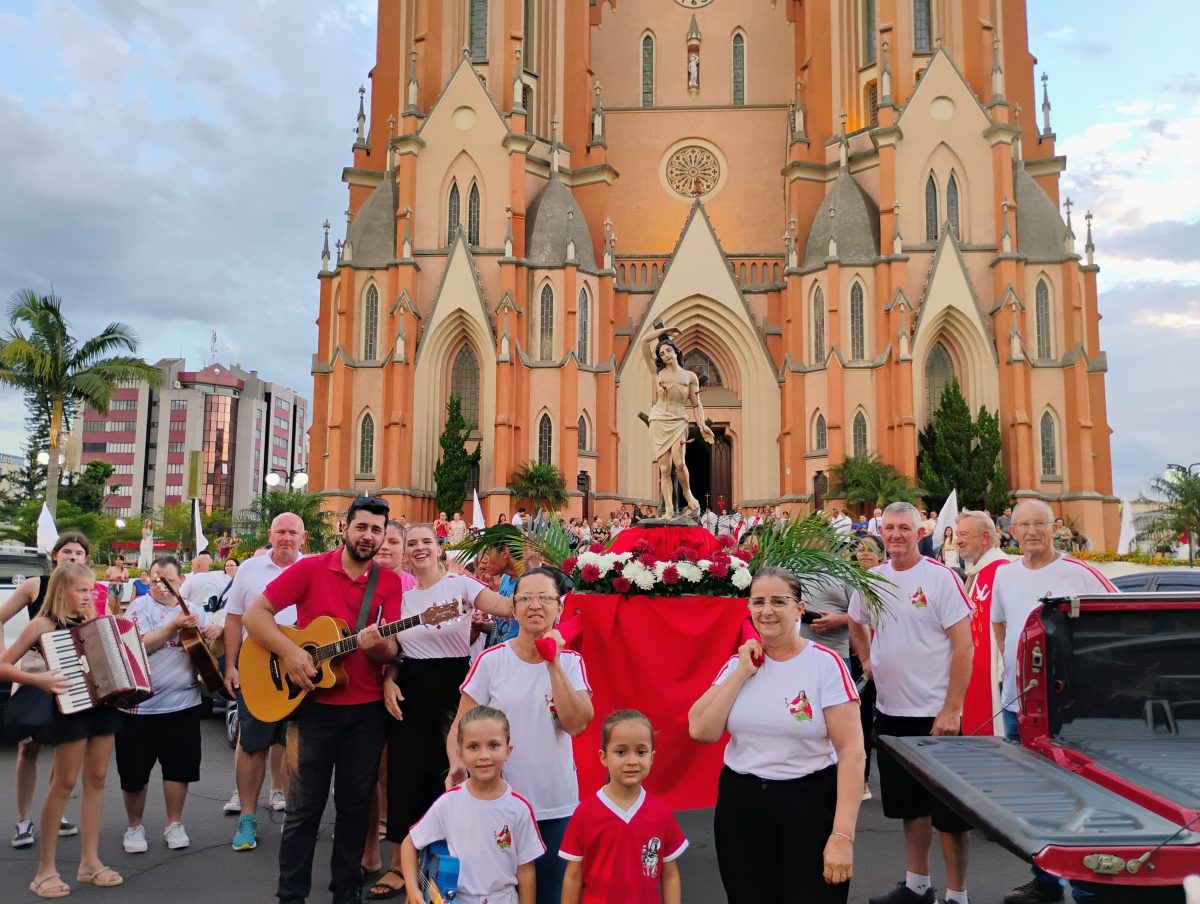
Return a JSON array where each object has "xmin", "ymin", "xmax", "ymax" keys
[
  {"xmin": 59, "ymin": 460, "xmax": 116, "ymax": 514},
  {"xmin": 449, "ymin": 517, "xmax": 575, "ymax": 572},
  {"xmin": 0, "ymin": 498, "xmax": 118, "ymax": 553},
  {"xmin": 507, "ymin": 460, "xmax": 568, "ymax": 515},
  {"xmin": 433, "ymin": 395, "xmax": 481, "ymax": 517},
  {"xmin": 1139, "ymin": 470, "xmax": 1200, "ymax": 555},
  {"xmin": 917, "ymin": 378, "xmax": 1008, "ymax": 512},
  {"xmin": 829, "ymin": 454, "xmax": 924, "ymax": 509},
  {"xmin": 233, "ymin": 489, "xmax": 336, "ymax": 555}
]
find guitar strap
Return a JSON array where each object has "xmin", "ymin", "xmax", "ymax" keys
[{"xmin": 356, "ymin": 563, "xmax": 381, "ymax": 633}]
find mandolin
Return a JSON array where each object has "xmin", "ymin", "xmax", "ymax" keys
[
  {"xmin": 239, "ymin": 600, "xmax": 464, "ymax": 723},
  {"xmin": 418, "ymin": 839, "xmax": 459, "ymax": 903},
  {"xmin": 155, "ymin": 577, "xmax": 225, "ymax": 696}
]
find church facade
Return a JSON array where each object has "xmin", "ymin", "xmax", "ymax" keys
[{"xmin": 308, "ymin": 0, "xmax": 1118, "ymax": 547}]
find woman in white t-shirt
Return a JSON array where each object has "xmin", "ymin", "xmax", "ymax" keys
[
  {"xmin": 689, "ymin": 566, "xmax": 864, "ymax": 904},
  {"xmin": 371, "ymin": 524, "xmax": 514, "ymax": 900},
  {"xmin": 446, "ymin": 567, "xmax": 594, "ymax": 904}
]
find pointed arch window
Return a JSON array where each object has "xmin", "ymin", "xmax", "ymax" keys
[
  {"xmin": 362, "ymin": 285, "xmax": 379, "ymax": 360},
  {"xmin": 925, "ymin": 175, "xmax": 938, "ymax": 241},
  {"xmin": 447, "ymin": 182, "xmax": 461, "ymax": 243},
  {"xmin": 925, "ymin": 341, "xmax": 955, "ymax": 421},
  {"xmin": 850, "ymin": 283, "xmax": 865, "ymax": 359},
  {"xmin": 814, "ymin": 414, "xmax": 828, "ymax": 452},
  {"xmin": 539, "ymin": 284, "xmax": 554, "ymax": 360},
  {"xmin": 914, "ymin": 0, "xmax": 933, "ymax": 53},
  {"xmin": 469, "ymin": 0, "xmax": 488, "ymax": 60},
  {"xmin": 947, "ymin": 174, "xmax": 960, "ymax": 239},
  {"xmin": 863, "ymin": 0, "xmax": 877, "ymax": 64},
  {"xmin": 538, "ymin": 414, "xmax": 553, "ymax": 465},
  {"xmin": 641, "ymin": 35, "xmax": 655, "ymax": 108},
  {"xmin": 812, "ymin": 287, "xmax": 826, "ymax": 363},
  {"xmin": 450, "ymin": 344, "xmax": 480, "ymax": 430},
  {"xmin": 577, "ymin": 415, "xmax": 588, "ymax": 452},
  {"xmin": 852, "ymin": 412, "xmax": 868, "ymax": 458},
  {"xmin": 1035, "ymin": 279, "xmax": 1052, "ymax": 358},
  {"xmin": 732, "ymin": 34, "xmax": 746, "ymax": 106},
  {"xmin": 1040, "ymin": 411, "xmax": 1058, "ymax": 476},
  {"xmin": 359, "ymin": 413, "xmax": 375, "ymax": 475},
  {"xmin": 523, "ymin": 0, "xmax": 536, "ymax": 65},
  {"xmin": 467, "ymin": 183, "xmax": 481, "ymax": 246},
  {"xmin": 576, "ymin": 288, "xmax": 590, "ymax": 364}
]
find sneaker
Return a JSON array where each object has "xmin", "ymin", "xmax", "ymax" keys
[
  {"xmin": 223, "ymin": 790, "xmax": 241, "ymax": 815},
  {"xmin": 862, "ymin": 782, "xmax": 873, "ymax": 801},
  {"xmin": 869, "ymin": 882, "xmax": 937, "ymax": 904},
  {"xmin": 11, "ymin": 820, "xmax": 34, "ymax": 848},
  {"xmin": 231, "ymin": 814, "xmax": 257, "ymax": 851},
  {"xmin": 269, "ymin": 788, "xmax": 287, "ymax": 812},
  {"xmin": 123, "ymin": 825, "xmax": 148, "ymax": 854},
  {"xmin": 164, "ymin": 822, "xmax": 190, "ymax": 850},
  {"xmin": 1004, "ymin": 878, "xmax": 1064, "ymax": 904},
  {"xmin": 58, "ymin": 816, "xmax": 78, "ymax": 836}
]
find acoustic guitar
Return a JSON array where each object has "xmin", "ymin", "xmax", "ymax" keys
[
  {"xmin": 418, "ymin": 840, "xmax": 460, "ymax": 903},
  {"xmin": 239, "ymin": 600, "xmax": 464, "ymax": 723},
  {"xmin": 156, "ymin": 578, "xmax": 225, "ymax": 696}
]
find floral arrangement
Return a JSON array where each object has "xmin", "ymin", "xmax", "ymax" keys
[{"xmin": 561, "ymin": 536, "xmax": 755, "ymax": 598}]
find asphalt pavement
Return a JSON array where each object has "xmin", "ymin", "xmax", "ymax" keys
[{"xmin": 0, "ymin": 712, "xmax": 1035, "ymax": 903}]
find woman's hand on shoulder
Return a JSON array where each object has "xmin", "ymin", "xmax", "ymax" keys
[{"xmin": 737, "ymin": 638, "xmax": 763, "ymax": 675}]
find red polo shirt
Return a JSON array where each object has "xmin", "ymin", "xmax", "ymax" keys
[{"xmin": 263, "ymin": 549, "xmax": 403, "ymax": 706}]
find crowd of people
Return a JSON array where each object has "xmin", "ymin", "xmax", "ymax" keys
[{"xmin": 0, "ymin": 492, "xmax": 1118, "ymax": 903}]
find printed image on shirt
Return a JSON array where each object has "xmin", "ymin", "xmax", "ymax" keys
[
  {"xmin": 544, "ymin": 693, "xmax": 559, "ymax": 722},
  {"xmin": 641, "ymin": 836, "xmax": 661, "ymax": 878},
  {"xmin": 785, "ymin": 689, "xmax": 814, "ymax": 722},
  {"xmin": 494, "ymin": 824, "xmax": 512, "ymax": 850},
  {"xmin": 910, "ymin": 587, "xmax": 929, "ymax": 609}
]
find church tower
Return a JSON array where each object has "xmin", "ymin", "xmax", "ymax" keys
[{"xmin": 309, "ymin": 0, "xmax": 1118, "ymax": 547}]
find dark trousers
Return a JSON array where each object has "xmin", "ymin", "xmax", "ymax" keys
[
  {"xmin": 850, "ymin": 656, "xmax": 876, "ymax": 780},
  {"xmin": 384, "ymin": 657, "xmax": 469, "ymax": 844},
  {"xmin": 277, "ymin": 701, "xmax": 387, "ymax": 904},
  {"xmin": 714, "ymin": 765, "xmax": 849, "ymax": 904},
  {"xmin": 533, "ymin": 816, "xmax": 570, "ymax": 904}
]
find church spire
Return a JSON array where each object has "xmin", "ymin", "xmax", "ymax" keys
[
  {"xmin": 1041, "ymin": 73, "xmax": 1054, "ymax": 137},
  {"xmin": 407, "ymin": 47, "xmax": 419, "ymax": 112},
  {"xmin": 354, "ymin": 85, "xmax": 367, "ymax": 148},
  {"xmin": 321, "ymin": 219, "xmax": 331, "ymax": 270},
  {"xmin": 550, "ymin": 116, "xmax": 560, "ymax": 174},
  {"xmin": 880, "ymin": 40, "xmax": 892, "ymax": 104},
  {"xmin": 1084, "ymin": 210, "xmax": 1095, "ymax": 266},
  {"xmin": 838, "ymin": 110, "xmax": 848, "ymax": 169},
  {"xmin": 990, "ymin": 35, "xmax": 1005, "ymax": 103}
]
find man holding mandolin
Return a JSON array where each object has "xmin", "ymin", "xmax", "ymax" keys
[{"xmin": 242, "ymin": 496, "xmax": 404, "ymax": 904}]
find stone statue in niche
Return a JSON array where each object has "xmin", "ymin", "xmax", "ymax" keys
[{"xmin": 688, "ymin": 52, "xmax": 700, "ymax": 88}]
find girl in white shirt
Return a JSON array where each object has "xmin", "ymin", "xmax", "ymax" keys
[{"xmin": 689, "ymin": 566, "xmax": 864, "ymax": 904}]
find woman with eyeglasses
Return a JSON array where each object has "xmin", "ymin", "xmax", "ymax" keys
[
  {"xmin": 370, "ymin": 523, "xmax": 514, "ymax": 900},
  {"xmin": 445, "ymin": 567, "xmax": 594, "ymax": 904},
  {"xmin": 689, "ymin": 566, "xmax": 864, "ymax": 903}
]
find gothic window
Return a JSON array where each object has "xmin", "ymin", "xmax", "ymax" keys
[
  {"xmin": 914, "ymin": 0, "xmax": 933, "ymax": 53},
  {"xmin": 925, "ymin": 175, "xmax": 938, "ymax": 241},
  {"xmin": 523, "ymin": 0, "xmax": 535, "ymax": 65},
  {"xmin": 866, "ymin": 81, "xmax": 879, "ymax": 127},
  {"xmin": 852, "ymin": 412, "xmax": 868, "ymax": 458},
  {"xmin": 539, "ymin": 284, "xmax": 554, "ymax": 360},
  {"xmin": 1035, "ymin": 279, "xmax": 1052, "ymax": 358},
  {"xmin": 732, "ymin": 33, "xmax": 746, "ymax": 106},
  {"xmin": 447, "ymin": 182, "xmax": 460, "ymax": 243},
  {"xmin": 850, "ymin": 283, "xmax": 865, "ymax": 359},
  {"xmin": 925, "ymin": 341, "xmax": 955, "ymax": 421},
  {"xmin": 467, "ymin": 183, "xmax": 481, "ymax": 246},
  {"xmin": 812, "ymin": 287, "xmax": 826, "ymax": 363},
  {"xmin": 947, "ymin": 174, "xmax": 960, "ymax": 239},
  {"xmin": 362, "ymin": 285, "xmax": 379, "ymax": 360},
  {"xmin": 681, "ymin": 349, "xmax": 723, "ymax": 388},
  {"xmin": 359, "ymin": 413, "xmax": 375, "ymax": 475},
  {"xmin": 538, "ymin": 414, "xmax": 553, "ymax": 465},
  {"xmin": 450, "ymin": 344, "xmax": 480, "ymax": 430},
  {"xmin": 1040, "ymin": 411, "xmax": 1058, "ymax": 476},
  {"xmin": 814, "ymin": 414, "xmax": 828, "ymax": 452},
  {"xmin": 641, "ymin": 35, "xmax": 655, "ymax": 108},
  {"xmin": 863, "ymin": 0, "xmax": 877, "ymax": 64},
  {"xmin": 577, "ymin": 288, "xmax": 590, "ymax": 364},
  {"xmin": 577, "ymin": 415, "xmax": 588, "ymax": 452},
  {"xmin": 469, "ymin": 0, "xmax": 488, "ymax": 60},
  {"xmin": 522, "ymin": 83, "xmax": 534, "ymax": 124}
]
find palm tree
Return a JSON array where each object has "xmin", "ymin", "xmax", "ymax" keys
[
  {"xmin": 507, "ymin": 460, "xmax": 569, "ymax": 515},
  {"xmin": 828, "ymin": 453, "xmax": 925, "ymax": 509},
  {"xmin": 0, "ymin": 290, "xmax": 161, "ymax": 514}
]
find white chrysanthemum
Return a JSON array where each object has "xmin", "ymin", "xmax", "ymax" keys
[
  {"xmin": 696, "ymin": 559, "xmax": 712, "ymax": 572},
  {"xmin": 632, "ymin": 567, "xmax": 657, "ymax": 591},
  {"xmin": 578, "ymin": 551, "xmax": 615, "ymax": 577},
  {"xmin": 614, "ymin": 551, "xmax": 633, "ymax": 563},
  {"xmin": 731, "ymin": 567, "xmax": 753, "ymax": 590},
  {"xmin": 677, "ymin": 563, "xmax": 704, "ymax": 582},
  {"xmin": 652, "ymin": 560, "xmax": 670, "ymax": 578}
]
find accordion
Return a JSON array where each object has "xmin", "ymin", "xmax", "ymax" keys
[{"xmin": 41, "ymin": 616, "xmax": 154, "ymax": 713}]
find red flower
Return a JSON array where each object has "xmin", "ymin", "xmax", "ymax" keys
[
  {"xmin": 580, "ymin": 563, "xmax": 602, "ymax": 583},
  {"xmin": 710, "ymin": 551, "xmax": 731, "ymax": 566},
  {"xmin": 708, "ymin": 561, "xmax": 729, "ymax": 578},
  {"xmin": 561, "ymin": 556, "xmax": 578, "ymax": 573},
  {"xmin": 639, "ymin": 552, "xmax": 657, "ymax": 568},
  {"xmin": 632, "ymin": 540, "xmax": 654, "ymax": 556},
  {"xmin": 612, "ymin": 576, "xmax": 632, "ymax": 593},
  {"xmin": 588, "ymin": 543, "xmax": 605, "ymax": 554},
  {"xmin": 661, "ymin": 565, "xmax": 680, "ymax": 585},
  {"xmin": 732, "ymin": 548, "xmax": 752, "ymax": 563},
  {"xmin": 718, "ymin": 533, "xmax": 736, "ymax": 548},
  {"xmin": 674, "ymin": 546, "xmax": 698, "ymax": 562}
]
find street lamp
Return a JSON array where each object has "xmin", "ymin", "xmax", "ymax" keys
[
  {"xmin": 266, "ymin": 468, "xmax": 309, "ymax": 491},
  {"xmin": 1165, "ymin": 462, "xmax": 1200, "ymax": 567}
]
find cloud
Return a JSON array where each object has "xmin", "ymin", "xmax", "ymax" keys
[{"xmin": 1103, "ymin": 219, "xmax": 1200, "ymax": 263}]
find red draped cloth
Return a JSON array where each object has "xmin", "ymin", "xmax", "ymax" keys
[
  {"xmin": 565, "ymin": 592, "xmax": 748, "ymax": 811},
  {"xmin": 606, "ymin": 524, "xmax": 720, "ymax": 561}
]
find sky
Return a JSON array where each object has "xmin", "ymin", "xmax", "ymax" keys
[{"xmin": 0, "ymin": 0, "xmax": 1196, "ymax": 501}]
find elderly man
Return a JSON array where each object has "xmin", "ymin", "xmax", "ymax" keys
[
  {"xmin": 850, "ymin": 502, "xmax": 974, "ymax": 904},
  {"xmin": 993, "ymin": 499, "xmax": 1115, "ymax": 904},
  {"xmin": 180, "ymin": 552, "xmax": 230, "ymax": 611},
  {"xmin": 954, "ymin": 510, "xmax": 1012, "ymax": 735}
]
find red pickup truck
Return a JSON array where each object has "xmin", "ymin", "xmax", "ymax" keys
[{"xmin": 882, "ymin": 591, "xmax": 1199, "ymax": 903}]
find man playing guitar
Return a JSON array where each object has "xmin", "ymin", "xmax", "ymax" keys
[{"xmin": 243, "ymin": 496, "xmax": 403, "ymax": 904}]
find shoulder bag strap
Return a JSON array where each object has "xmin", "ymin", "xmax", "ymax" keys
[{"xmin": 355, "ymin": 563, "xmax": 380, "ymax": 632}]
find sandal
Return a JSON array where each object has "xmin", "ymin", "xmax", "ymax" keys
[
  {"xmin": 377, "ymin": 819, "xmax": 388, "ymax": 841},
  {"xmin": 30, "ymin": 874, "xmax": 71, "ymax": 899},
  {"xmin": 76, "ymin": 866, "xmax": 123, "ymax": 887},
  {"xmin": 367, "ymin": 868, "xmax": 405, "ymax": 900}
]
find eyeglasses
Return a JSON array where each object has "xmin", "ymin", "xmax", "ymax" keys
[
  {"xmin": 1012, "ymin": 520, "xmax": 1051, "ymax": 531},
  {"xmin": 513, "ymin": 592, "xmax": 560, "ymax": 607},
  {"xmin": 747, "ymin": 596, "xmax": 798, "ymax": 611}
]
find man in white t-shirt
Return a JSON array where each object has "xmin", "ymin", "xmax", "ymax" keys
[
  {"xmin": 831, "ymin": 508, "xmax": 854, "ymax": 535},
  {"xmin": 180, "ymin": 553, "xmax": 230, "ymax": 610},
  {"xmin": 849, "ymin": 502, "xmax": 974, "ymax": 904},
  {"xmin": 867, "ymin": 507, "xmax": 884, "ymax": 536},
  {"xmin": 991, "ymin": 498, "xmax": 1115, "ymax": 904},
  {"xmin": 221, "ymin": 513, "xmax": 307, "ymax": 851}
]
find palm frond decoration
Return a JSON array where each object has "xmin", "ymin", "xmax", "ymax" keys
[
  {"xmin": 447, "ymin": 517, "xmax": 574, "ymax": 572},
  {"xmin": 749, "ymin": 513, "xmax": 893, "ymax": 621}
]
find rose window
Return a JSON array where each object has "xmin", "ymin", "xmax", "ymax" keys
[{"xmin": 665, "ymin": 146, "xmax": 721, "ymax": 198}]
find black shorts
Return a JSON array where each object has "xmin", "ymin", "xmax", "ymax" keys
[
  {"xmin": 874, "ymin": 711, "xmax": 973, "ymax": 834},
  {"xmin": 115, "ymin": 705, "xmax": 203, "ymax": 791},
  {"xmin": 236, "ymin": 688, "xmax": 287, "ymax": 754}
]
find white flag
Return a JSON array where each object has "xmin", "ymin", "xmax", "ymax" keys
[
  {"xmin": 471, "ymin": 490, "xmax": 486, "ymax": 530},
  {"xmin": 192, "ymin": 498, "xmax": 209, "ymax": 555},
  {"xmin": 36, "ymin": 503, "xmax": 58, "ymax": 553},
  {"xmin": 1117, "ymin": 497, "xmax": 1136, "ymax": 555},
  {"xmin": 932, "ymin": 489, "xmax": 959, "ymax": 551}
]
